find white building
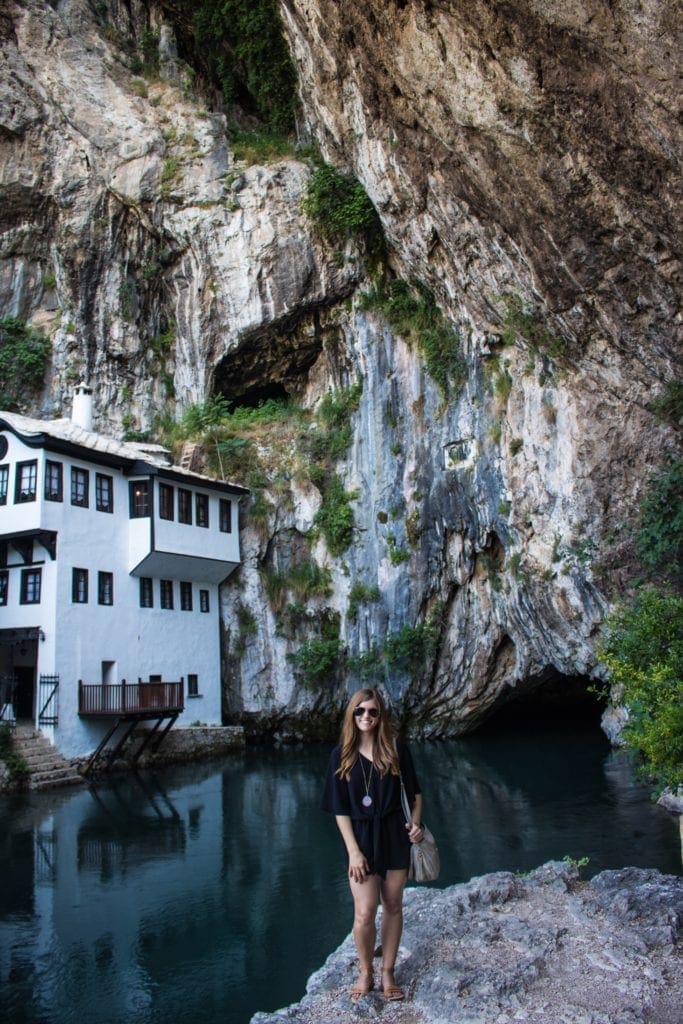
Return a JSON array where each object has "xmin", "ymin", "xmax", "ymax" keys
[{"xmin": 0, "ymin": 386, "xmax": 247, "ymax": 760}]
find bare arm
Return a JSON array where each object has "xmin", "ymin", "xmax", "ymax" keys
[{"xmin": 335, "ymin": 815, "xmax": 370, "ymax": 883}]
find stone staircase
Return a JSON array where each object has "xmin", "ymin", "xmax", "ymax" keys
[{"xmin": 12, "ymin": 724, "xmax": 84, "ymax": 791}]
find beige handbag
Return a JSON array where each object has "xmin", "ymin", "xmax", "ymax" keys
[{"xmin": 399, "ymin": 774, "xmax": 440, "ymax": 883}]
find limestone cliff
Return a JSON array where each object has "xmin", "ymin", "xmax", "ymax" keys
[{"xmin": 0, "ymin": 0, "xmax": 679, "ymax": 736}]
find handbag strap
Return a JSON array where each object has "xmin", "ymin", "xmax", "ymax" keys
[{"xmin": 394, "ymin": 740, "xmax": 412, "ymax": 825}]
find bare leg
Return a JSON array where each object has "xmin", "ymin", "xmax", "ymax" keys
[
  {"xmin": 379, "ymin": 869, "xmax": 408, "ymax": 999},
  {"xmin": 349, "ymin": 873, "xmax": 380, "ymax": 996}
]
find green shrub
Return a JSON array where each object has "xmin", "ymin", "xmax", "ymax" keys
[
  {"xmin": 229, "ymin": 128, "xmax": 295, "ymax": 164},
  {"xmin": 648, "ymin": 379, "xmax": 683, "ymax": 430},
  {"xmin": 598, "ymin": 589, "xmax": 683, "ymax": 789},
  {"xmin": 0, "ymin": 317, "xmax": 51, "ymax": 409},
  {"xmin": 303, "ymin": 164, "xmax": 384, "ymax": 257},
  {"xmin": 361, "ymin": 279, "xmax": 466, "ymax": 396},
  {"xmin": 288, "ymin": 621, "xmax": 342, "ymax": 689},
  {"xmin": 262, "ymin": 558, "xmax": 332, "ymax": 609},
  {"xmin": 347, "ymin": 581, "xmax": 380, "ymax": 621},
  {"xmin": 497, "ymin": 293, "xmax": 565, "ymax": 359},
  {"xmin": 385, "ymin": 606, "xmax": 442, "ymax": 674},
  {"xmin": 314, "ymin": 474, "xmax": 357, "ymax": 555},
  {"xmin": 0, "ymin": 724, "xmax": 30, "ymax": 784}
]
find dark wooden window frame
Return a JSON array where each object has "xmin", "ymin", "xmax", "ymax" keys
[
  {"xmin": 178, "ymin": 488, "xmax": 192, "ymax": 525},
  {"xmin": 71, "ymin": 466, "xmax": 89, "ymax": 508},
  {"xmin": 97, "ymin": 570, "xmax": 113, "ymax": 606},
  {"xmin": 44, "ymin": 460, "xmax": 63, "ymax": 502},
  {"xmin": 95, "ymin": 473, "xmax": 114, "ymax": 513},
  {"xmin": 16, "ymin": 460, "xmax": 38, "ymax": 503},
  {"xmin": 20, "ymin": 567, "xmax": 41, "ymax": 604},
  {"xmin": 219, "ymin": 498, "xmax": 232, "ymax": 533},
  {"xmin": 72, "ymin": 567, "xmax": 88, "ymax": 603},
  {"xmin": 159, "ymin": 482, "xmax": 174, "ymax": 521}
]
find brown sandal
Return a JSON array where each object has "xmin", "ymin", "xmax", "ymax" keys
[
  {"xmin": 350, "ymin": 968, "xmax": 373, "ymax": 1001},
  {"xmin": 381, "ymin": 968, "xmax": 405, "ymax": 1001}
]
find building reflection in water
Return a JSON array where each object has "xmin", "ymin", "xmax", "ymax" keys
[{"xmin": 0, "ymin": 729, "xmax": 679, "ymax": 1024}]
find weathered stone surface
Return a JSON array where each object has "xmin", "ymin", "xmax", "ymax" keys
[
  {"xmin": 251, "ymin": 862, "xmax": 683, "ymax": 1024},
  {"xmin": 1, "ymin": 0, "xmax": 680, "ymax": 736}
]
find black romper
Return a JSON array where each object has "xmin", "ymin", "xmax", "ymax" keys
[{"xmin": 321, "ymin": 741, "xmax": 421, "ymax": 878}]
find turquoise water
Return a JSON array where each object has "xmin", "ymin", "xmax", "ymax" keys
[{"xmin": 0, "ymin": 723, "xmax": 679, "ymax": 1024}]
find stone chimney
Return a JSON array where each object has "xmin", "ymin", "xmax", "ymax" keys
[{"xmin": 71, "ymin": 382, "xmax": 93, "ymax": 431}]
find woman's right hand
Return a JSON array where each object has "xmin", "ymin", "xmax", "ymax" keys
[{"xmin": 348, "ymin": 850, "xmax": 369, "ymax": 884}]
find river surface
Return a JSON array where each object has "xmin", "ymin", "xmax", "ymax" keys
[{"xmin": 0, "ymin": 722, "xmax": 680, "ymax": 1024}]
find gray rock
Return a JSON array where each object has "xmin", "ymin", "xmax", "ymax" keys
[{"xmin": 251, "ymin": 863, "xmax": 683, "ymax": 1024}]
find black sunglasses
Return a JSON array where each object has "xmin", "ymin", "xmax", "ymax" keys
[{"xmin": 354, "ymin": 706, "xmax": 379, "ymax": 718}]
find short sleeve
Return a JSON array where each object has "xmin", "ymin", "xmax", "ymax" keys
[
  {"xmin": 397, "ymin": 740, "xmax": 421, "ymax": 803},
  {"xmin": 321, "ymin": 746, "xmax": 351, "ymax": 815}
]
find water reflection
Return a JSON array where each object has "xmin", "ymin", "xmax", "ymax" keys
[{"xmin": 0, "ymin": 726, "xmax": 679, "ymax": 1024}]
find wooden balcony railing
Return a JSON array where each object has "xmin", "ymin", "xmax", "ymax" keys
[{"xmin": 78, "ymin": 680, "xmax": 184, "ymax": 717}]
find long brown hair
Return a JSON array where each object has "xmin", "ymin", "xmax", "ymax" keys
[{"xmin": 336, "ymin": 687, "xmax": 400, "ymax": 779}]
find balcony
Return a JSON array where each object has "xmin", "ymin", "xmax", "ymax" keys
[{"xmin": 78, "ymin": 680, "xmax": 184, "ymax": 717}]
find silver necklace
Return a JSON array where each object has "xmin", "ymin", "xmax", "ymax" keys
[{"xmin": 359, "ymin": 756, "xmax": 374, "ymax": 807}]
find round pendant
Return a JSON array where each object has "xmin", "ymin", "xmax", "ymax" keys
[{"xmin": 362, "ymin": 795, "xmax": 373, "ymax": 808}]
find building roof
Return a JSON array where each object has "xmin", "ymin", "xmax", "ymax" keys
[{"xmin": 0, "ymin": 411, "xmax": 248, "ymax": 495}]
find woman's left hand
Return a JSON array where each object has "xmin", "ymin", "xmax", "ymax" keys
[{"xmin": 406, "ymin": 821, "xmax": 424, "ymax": 844}]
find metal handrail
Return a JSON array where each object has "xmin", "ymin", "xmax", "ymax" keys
[{"xmin": 78, "ymin": 680, "xmax": 184, "ymax": 716}]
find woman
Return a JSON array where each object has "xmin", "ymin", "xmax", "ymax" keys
[{"xmin": 321, "ymin": 687, "xmax": 424, "ymax": 1001}]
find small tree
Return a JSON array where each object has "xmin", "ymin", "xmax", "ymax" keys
[{"xmin": 598, "ymin": 589, "xmax": 683, "ymax": 789}]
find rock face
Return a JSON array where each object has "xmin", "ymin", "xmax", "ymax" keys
[
  {"xmin": 251, "ymin": 861, "xmax": 683, "ymax": 1024},
  {"xmin": 0, "ymin": 0, "xmax": 679, "ymax": 735}
]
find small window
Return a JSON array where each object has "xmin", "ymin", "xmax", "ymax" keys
[
  {"xmin": 195, "ymin": 493, "xmax": 209, "ymax": 528},
  {"xmin": 72, "ymin": 567, "xmax": 88, "ymax": 603},
  {"xmin": 159, "ymin": 483, "xmax": 174, "ymax": 521},
  {"xmin": 0, "ymin": 570, "xmax": 8, "ymax": 606},
  {"xmin": 96, "ymin": 473, "xmax": 113, "ymax": 513},
  {"xmin": 129, "ymin": 480, "xmax": 150, "ymax": 518},
  {"xmin": 219, "ymin": 498, "xmax": 232, "ymax": 533},
  {"xmin": 199, "ymin": 589, "xmax": 210, "ymax": 613},
  {"xmin": 97, "ymin": 571, "xmax": 113, "ymax": 606},
  {"xmin": 71, "ymin": 467, "xmax": 89, "ymax": 507},
  {"xmin": 180, "ymin": 581, "xmax": 193, "ymax": 611},
  {"xmin": 160, "ymin": 579, "xmax": 174, "ymax": 610},
  {"xmin": 44, "ymin": 460, "xmax": 63, "ymax": 502},
  {"xmin": 16, "ymin": 460, "xmax": 38, "ymax": 503},
  {"xmin": 20, "ymin": 568, "xmax": 41, "ymax": 604},
  {"xmin": 0, "ymin": 465, "xmax": 8, "ymax": 505},
  {"xmin": 187, "ymin": 673, "xmax": 199, "ymax": 697},
  {"xmin": 139, "ymin": 577, "xmax": 153, "ymax": 608},
  {"xmin": 178, "ymin": 488, "xmax": 192, "ymax": 525}
]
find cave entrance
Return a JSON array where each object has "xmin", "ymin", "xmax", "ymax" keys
[
  {"xmin": 225, "ymin": 381, "xmax": 290, "ymax": 409},
  {"xmin": 477, "ymin": 670, "xmax": 604, "ymax": 735},
  {"xmin": 212, "ymin": 315, "xmax": 326, "ymax": 409}
]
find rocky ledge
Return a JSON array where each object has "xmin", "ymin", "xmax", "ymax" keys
[{"xmin": 252, "ymin": 862, "xmax": 682, "ymax": 1024}]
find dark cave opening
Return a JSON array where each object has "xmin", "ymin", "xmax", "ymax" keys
[
  {"xmin": 477, "ymin": 671, "xmax": 605, "ymax": 735},
  {"xmin": 221, "ymin": 380, "xmax": 290, "ymax": 410}
]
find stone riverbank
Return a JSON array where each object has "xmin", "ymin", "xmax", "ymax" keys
[{"xmin": 251, "ymin": 861, "xmax": 682, "ymax": 1024}]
